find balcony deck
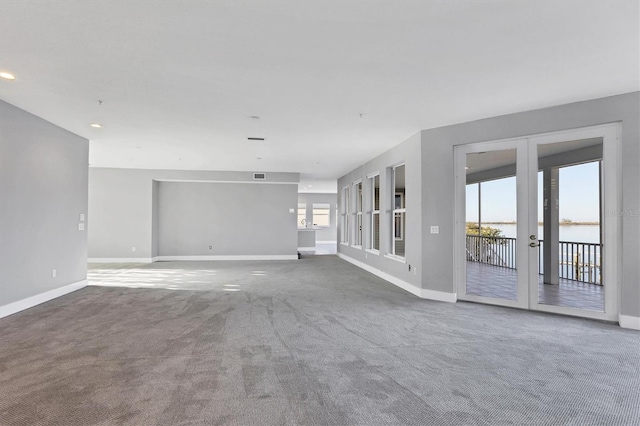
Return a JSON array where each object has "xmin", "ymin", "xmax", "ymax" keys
[{"xmin": 466, "ymin": 261, "xmax": 604, "ymax": 312}]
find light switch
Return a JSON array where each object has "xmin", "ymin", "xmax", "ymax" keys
[
  {"xmin": 430, "ymin": 226, "xmax": 439, "ymax": 234},
  {"xmin": 78, "ymin": 223, "xmax": 85, "ymax": 231},
  {"xmin": 80, "ymin": 213, "xmax": 85, "ymax": 221},
  {"xmin": 289, "ymin": 208, "xmax": 295, "ymax": 213}
]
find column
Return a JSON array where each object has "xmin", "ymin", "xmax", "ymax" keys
[{"xmin": 543, "ymin": 168, "xmax": 560, "ymax": 285}]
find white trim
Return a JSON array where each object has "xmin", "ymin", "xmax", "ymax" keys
[
  {"xmin": 88, "ymin": 257, "xmax": 155, "ymax": 263},
  {"xmin": 366, "ymin": 171, "xmax": 380, "ymax": 179},
  {"xmin": 365, "ymin": 248, "xmax": 380, "ymax": 255},
  {"xmin": 421, "ymin": 288, "xmax": 457, "ymax": 303},
  {"xmin": 619, "ymin": 314, "xmax": 640, "ymax": 330},
  {"xmin": 337, "ymin": 253, "xmax": 456, "ymax": 303},
  {"xmin": 155, "ymin": 255, "xmax": 298, "ymax": 261},
  {"xmin": 0, "ymin": 279, "xmax": 87, "ymax": 320},
  {"xmin": 384, "ymin": 253, "xmax": 406, "ymax": 263}
]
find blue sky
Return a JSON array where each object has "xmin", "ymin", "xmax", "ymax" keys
[{"xmin": 466, "ymin": 161, "xmax": 600, "ymax": 223}]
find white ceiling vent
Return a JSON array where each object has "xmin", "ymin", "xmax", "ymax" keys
[{"xmin": 253, "ymin": 172, "xmax": 266, "ymax": 180}]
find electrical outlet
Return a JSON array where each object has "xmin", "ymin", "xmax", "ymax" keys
[
  {"xmin": 430, "ymin": 226, "xmax": 439, "ymax": 234},
  {"xmin": 289, "ymin": 208, "xmax": 295, "ymax": 213},
  {"xmin": 209, "ymin": 245, "xmax": 212, "ymax": 250},
  {"xmin": 131, "ymin": 246, "xmax": 136, "ymax": 252},
  {"xmin": 52, "ymin": 269, "xmax": 56, "ymax": 278},
  {"xmin": 80, "ymin": 213, "xmax": 85, "ymax": 221},
  {"xmin": 408, "ymin": 264, "xmax": 412, "ymax": 272}
]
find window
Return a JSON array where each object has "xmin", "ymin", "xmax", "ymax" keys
[
  {"xmin": 312, "ymin": 203, "xmax": 330, "ymax": 227},
  {"xmin": 392, "ymin": 164, "xmax": 406, "ymax": 257},
  {"xmin": 354, "ymin": 181, "xmax": 363, "ymax": 246},
  {"xmin": 369, "ymin": 174, "xmax": 380, "ymax": 251},
  {"xmin": 298, "ymin": 203, "xmax": 307, "ymax": 227},
  {"xmin": 341, "ymin": 187, "xmax": 350, "ymax": 243}
]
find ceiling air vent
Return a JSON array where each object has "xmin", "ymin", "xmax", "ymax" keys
[
  {"xmin": 248, "ymin": 137, "xmax": 265, "ymax": 141},
  {"xmin": 253, "ymin": 172, "xmax": 266, "ymax": 180}
]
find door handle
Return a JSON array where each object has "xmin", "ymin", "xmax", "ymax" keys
[{"xmin": 529, "ymin": 242, "xmax": 539, "ymax": 247}]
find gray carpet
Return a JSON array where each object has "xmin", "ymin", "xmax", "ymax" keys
[{"xmin": 0, "ymin": 255, "xmax": 638, "ymax": 426}]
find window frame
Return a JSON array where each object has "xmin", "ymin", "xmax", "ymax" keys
[
  {"xmin": 340, "ymin": 186, "xmax": 350, "ymax": 244},
  {"xmin": 367, "ymin": 172, "xmax": 381, "ymax": 253},
  {"xmin": 391, "ymin": 164, "xmax": 406, "ymax": 258},
  {"xmin": 312, "ymin": 203, "xmax": 331, "ymax": 228},
  {"xmin": 352, "ymin": 180, "xmax": 363, "ymax": 248}
]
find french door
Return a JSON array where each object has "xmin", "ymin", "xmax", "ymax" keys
[{"xmin": 455, "ymin": 124, "xmax": 619, "ymax": 321}]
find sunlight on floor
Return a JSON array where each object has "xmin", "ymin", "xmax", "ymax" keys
[{"xmin": 88, "ymin": 268, "xmax": 231, "ymax": 291}]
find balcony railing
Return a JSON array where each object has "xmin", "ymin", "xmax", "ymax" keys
[{"xmin": 466, "ymin": 235, "xmax": 602, "ymax": 285}]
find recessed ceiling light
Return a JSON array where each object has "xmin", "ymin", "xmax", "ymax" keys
[
  {"xmin": 90, "ymin": 123, "xmax": 102, "ymax": 128},
  {"xmin": 0, "ymin": 71, "xmax": 16, "ymax": 80}
]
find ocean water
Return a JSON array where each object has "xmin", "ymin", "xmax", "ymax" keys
[{"xmin": 488, "ymin": 224, "xmax": 600, "ymax": 244}]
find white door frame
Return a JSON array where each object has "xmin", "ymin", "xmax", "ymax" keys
[
  {"xmin": 454, "ymin": 123, "xmax": 621, "ymax": 321},
  {"xmin": 526, "ymin": 123, "xmax": 620, "ymax": 321}
]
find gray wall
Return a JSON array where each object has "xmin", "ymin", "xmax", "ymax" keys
[
  {"xmin": 89, "ymin": 168, "xmax": 299, "ymax": 259},
  {"xmin": 0, "ymin": 100, "xmax": 88, "ymax": 307},
  {"xmin": 339, "ymin": 92, "xmax": 639, "ymax": 318},
  {"xmin": 297, "ymin": 193, "xmax": 338, "ymax": 242},
  {"xmin": 421, "ymin": 92, "xmax": 639, "ymax": 318},
  {"xmin": 337, "ymin": 132, "xmax": 423, "ymax": 288},
  {"xmin": 158, "ymin": 181, "xmax": 297, "ymax": 256}
]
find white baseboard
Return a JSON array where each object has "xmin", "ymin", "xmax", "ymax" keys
[
  {"xmin": 337, "ymin": 253, "xmax": 456, "ymax": 303},
  {"xmin": 88, "ymin": 258, "xmax": 154, "ymax": 263},
  {"xmin": 297, "ymin": 247, "xmax": 316, "ymax": 251},
  {"xmin": 619, "ymin": 314, "xmax": 640, "ymax": 330},
  {"xmin": 0, "ymin": 279, "xmax": 88, "ymax": 320},
  {"xmin": 155, "ymin": 255, "xmax": 298, "ymax": 261}
]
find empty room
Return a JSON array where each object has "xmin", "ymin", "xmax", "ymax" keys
[{"xmin": 1, "ymin": 1, "xmax": 639, "ymax": 425}]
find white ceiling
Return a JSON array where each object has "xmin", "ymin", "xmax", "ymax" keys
[{"xmin": 0, "ymin": 1, "xmax": 638, "ymax": 193}]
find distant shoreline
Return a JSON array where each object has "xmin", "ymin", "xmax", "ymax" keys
[{"xmin": 472, "ymin": 221, "xmax": 600, "ymax": 226}]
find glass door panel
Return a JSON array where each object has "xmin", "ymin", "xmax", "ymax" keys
[
  {"xmin": 535, "ymin": 139, "xmax": 604, "ymax": 312},
  {"xmin": 463, "ymin": 145, "xmax": 526, "ymax": 307}
]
